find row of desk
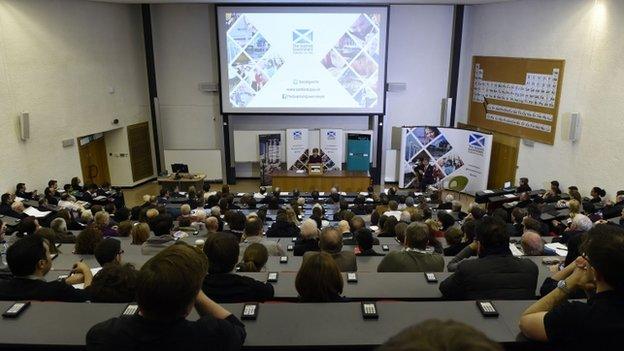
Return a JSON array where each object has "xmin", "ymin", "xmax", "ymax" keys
[{"xmin": 0, "ymin": 300, "xmax": 543, "ymax": 350}]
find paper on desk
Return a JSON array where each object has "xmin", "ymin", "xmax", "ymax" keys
[
  {"xmin": 23, "ymin": 207, "xmax": 51, "ymax": 218},
  {"xmin": 236, "ymin": 193, "xmax": 245, "ymax": 196},
  {"xmin": 280, "ymin": 192, "xmax": 289, "ymax": 196},
  {"xmin": 295, "ymin": 170, "xmax": 305, "ymax": 174},
  {"xmin": 93, "ymin": 196, "xmax": 106, "ymax": 201},
  {"xmin": 370, "ymin": 226, "xmax": 379, "ymax": 232},
  {"xmin": 545, "ymin": 243, "xmax": 568, "ymax": 257},
  {"xmin": 365, "ymin": 198, "xmax": 374, "ymax": 202},
  {"xmin": 359, "ymin": 192, "xmax": 368, "ymax": 196},
  {"xmin": 340, "ymin": 192, "xmax": 347, "ymax": 196},
  {"xmin": 504, "ymin": 194, "xmax": 516, "ymax": 199},
  {"xmin": 319, "ymin": 192, "xmax": 325, "ymax": 196},
  {"xmin": 15, "ymin": 196, "xmax": 24, "ymax": 202},
  {"xmin": 509, "ymin": 243, "xmax": 524, "ymax": 257},
  {"xmin": 72, "ymin": 268, "xmax": 103, "ymax": 290},
  {"xmin": 483, "ymin": 190, "xmax": 494, "ymax": 194},
  {"xmin": 413, "ymin": 192, "xmax": 423, "ymax": 196}
]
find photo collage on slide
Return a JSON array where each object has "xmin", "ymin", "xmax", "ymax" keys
[
  {"xmin": 402, "ymin": 127, "xmax": 465, "ymax": 188},
  {"xmin": 226, "ymin": 13, "xmax": 285, "ymax": 107},
  {"xmin": 320, "ymin": 13, "xmax": 381, "ymax": 108}
]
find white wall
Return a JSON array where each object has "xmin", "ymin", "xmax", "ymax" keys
[
  {"xmin": 456, "ymin": 0, "xmax": 624, "ymax": 196},
  {"xmin": 150, "ymin": 4, "xmax": 454, "ymax": 181},
  {"xmin": 0, "ymin": 0, "xmax": 151, "ymax": 190},
  {"xmin": 150, "ymin": 3, "xmax": 223, "ymax": 176}
]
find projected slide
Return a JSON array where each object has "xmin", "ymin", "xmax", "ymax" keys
[{"xmin": 217, "ymin": 6, "xmax": 388, "ymax": 114}]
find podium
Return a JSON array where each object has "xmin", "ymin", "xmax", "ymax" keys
[
  {"xmin": 307, "ymin": 163, "xmax": 324, "ymax": 176},
  {"xmin": 157, "ymin": 173, "xmax": 206, "ymax": 192}
]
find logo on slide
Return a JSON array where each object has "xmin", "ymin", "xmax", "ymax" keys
[
  {"xmin": 292, "ymin": 130, "xmax": 303, "ymax": 140},
  {"xmin": 326, "ymin": 131, "xmax": 337, "ymax": 140},
  {"xmin": 293, "ymin": 29, "xmax": 313, "ymax": 54},
  {"xmin": 469, "ymin": 134, "xmax": 486, "ymax": 148}
]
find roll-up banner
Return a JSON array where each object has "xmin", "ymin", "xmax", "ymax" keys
[
  {"xmin": 258, "ymin": 133, "xmax": 282, "ymax": 185},
  {"xmin": 399, "ymin": 127, "xmax": 492, "ymax": 195},
  {"xmin": 286, "ymin": 128, "xmax": 309, "ymax": 171},
  {"xmin": 320, "ymin": 129, "xmax": 343, "ymax": 171}
]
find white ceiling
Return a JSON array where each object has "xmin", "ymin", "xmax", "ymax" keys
[{"xmin": 88, "ymin": 0, "xmax": 515, "ymax": 5}]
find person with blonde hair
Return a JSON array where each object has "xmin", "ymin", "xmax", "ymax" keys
[
  {"xmin": 95, "ymin": 211, "xmax": 118, "ymax": 237},
  {"xmin": 131, "ymin": 223, "xmax": 150, "ymax": 245},
  {"xmin": 80, "ymin": 210, "xmax": 94, "ymax": 226},
  {"xmin": 294, "ymin": 219, "xmax": 320, "ymax": 256}
]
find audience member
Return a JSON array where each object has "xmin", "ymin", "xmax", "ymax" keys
[
  {"xmin": 236, "ymin": 243, "xmax": 269, "ymax": 272},
  {"xmin": 94, "ymin": 238, "xmax": 123, "ymax": 266},
  {"xmin": 379, "ymin": 319, "xmax": 502, "ymax": 351},
  {"xmin": 243, "ymin": 218, "xmax": 284, "ymax": 256},
  {"xmin": 383, "ymin": 200, "xmax": 402, "ymax": 220},
  {"xmin": 517, "ymin": 177, "xmax": 532, "ymax": 193},
  {"xmin": 443, "ymin": 226, "xmax": 466, "ymax": 256},
  {"xmin": 293, "ymin": 219, "xmax": 320, "ymax": 256},
  {"xmin": 305, "ymin": 227, "xmax": 357, "ymax": 272},
  {"xmin": 0, "ymin": 236, "xmax": 91, "ymax": 301},
  {"xmin": 87, "ymin": 243, "xmax": 246, "ymax": 349},
  {"xmin": 519, "ymin": 225, "xmax": 624, "ymax": 350},
  {"xmin": 141, "ymin": 214, "xmax": 175, "ymax": 255},
  {"xmin": 377, "ymin": 222, "xmax": 444, "ymax": 272},
  {"xmin": 355, "ymin": 228, "xmax": 384, "ymax": 256},
  {"xmin": 296, "ymin": 252, "xmax": 346, "ymax": 302},
  {"xmin": 378, "ymin": 216, "xmax": 398, "ymax": 237},
  {"xmin": 202, "ymin": 233, "xmax": 274, "ymax": 303},
  {"xmin": 49, "ymin": 217, "xmax": 75, "ymax": 243},
  {"xmin": 440, "ymin": 216, "xmax": 538, "ymax": 300},
  {"xmin": 86, "ymin": 263, "xmax": 139, "ymax": 303},
  {"xmin": 95, "ymin": 211, "xmax": 118, "ymax": 237},
  {"xmin": 75, "ymin": 226, "xmax": 103, "ymax": 254},
  {"xmin": 266, "ymin": 209, "xmax": 300, "ymax": 238},
  {"xmin": 130, "ymin": 223, "xmax": 150, "ymax": 245}
]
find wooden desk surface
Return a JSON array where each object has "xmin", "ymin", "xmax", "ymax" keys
[{"xmin": 271, "ymin": 170, "xmax": 369, "ymax": 178}]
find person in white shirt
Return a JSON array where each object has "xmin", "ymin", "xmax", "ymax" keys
[
  {"xmin": 383, "ymin": 200, "xmax": 402, "ymax": 221},
  {"xmin": 57, "ymin": 193, "xmax": 85, "ymax": 212}
]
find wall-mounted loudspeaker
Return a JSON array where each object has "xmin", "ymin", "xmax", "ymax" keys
[
  {"xmin": 18, "ymin": 112, "xmax": 30, "ymax": 141},
  {"xmin": 569, "ymin": 112, "xmax": 581, "ymax": 142}
]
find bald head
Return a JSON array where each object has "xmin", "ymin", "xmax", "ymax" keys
[
  {"xmin": 338, "ymin": 220, "xmax": 350, "ymax": 234},
  {"xmin": 320, "ymin": 227, "xmax": 342, "ymax": 253},
  {"xmin": 520, "ymin": 231, "xmax": 544, "ymax": 256}
]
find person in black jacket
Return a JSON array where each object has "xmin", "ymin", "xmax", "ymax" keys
[
  {"xmin": 439, "ymin": 216, "xmax": 538, "ymax": 300},
  {"xmin": 15, "ymin": 183, "xmax": 37, "ymax": 200},
  {"xmin": 293, "ymin": 219, "xmax": 320, "ymax": 256},
  {"xmin": 202, "ymin": 232, "xmax": 274, "ymax": 303},
  {"xmin": 0, "ymin": 235, "xmax": 91, "ymax": 302},
  {"xmin": 519, "ymin": 225, "xmax": 624, "ymax": 350},
  {"xmin": 87, "ymin": 242, "xmax": 246, "ymax": 350},
  {"xmin": 355, "ymin": 228, "xmax": 384, "ymax": 256},
  {"xmin": 517, "ymin": 177, "xmax": 532, "ymax": 193},
  {"xmin": 266, "ymin": 209, "xmax": 300, "ymax": 238}
]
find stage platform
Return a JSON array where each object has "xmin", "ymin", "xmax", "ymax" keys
[{"xmin": 271, "ymin": 170, "xmax": 370, "ymax": 192}]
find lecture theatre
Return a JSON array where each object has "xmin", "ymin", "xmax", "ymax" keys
[{"xmin": 0, "ymin": 0, "xmax": 622, "ymax": 350}]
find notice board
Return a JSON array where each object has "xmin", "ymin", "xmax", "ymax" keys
[{"xmin": 468, "ymin": 56, "xmax": 565, "ymax": 145}]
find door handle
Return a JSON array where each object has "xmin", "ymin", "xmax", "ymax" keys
[{"xmin": 89, "ymin": 165, "xmax": 99, "ymax": 179}]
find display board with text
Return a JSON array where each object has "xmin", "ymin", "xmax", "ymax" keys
[{"xmin": 468, "ymin": 56, "xmax": 565, "ymax": 145}]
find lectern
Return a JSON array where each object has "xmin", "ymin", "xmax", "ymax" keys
[{"xmin": 307, "ymin": 163, "xmax": 324, "ymax": 176}]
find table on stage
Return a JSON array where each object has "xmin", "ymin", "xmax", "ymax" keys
[
  {"xmin": 157, "ymin": 173, "xmax": 206, "ymax": 192},
  {"xmin": 270, "ymin": 170, "xmax": 370, "ymax": 192}
]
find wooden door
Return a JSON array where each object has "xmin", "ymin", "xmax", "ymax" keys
[
  {"xmin": 78, "ymin": 137, "xmax": 111, "ymax": 186},
  {"xmin": 127, "ymin": 122, "xmax": 154, "ymax": 182},
  {"xmin": 458, "ymin": 123, "xmax": 519, "ymax": 189}
]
